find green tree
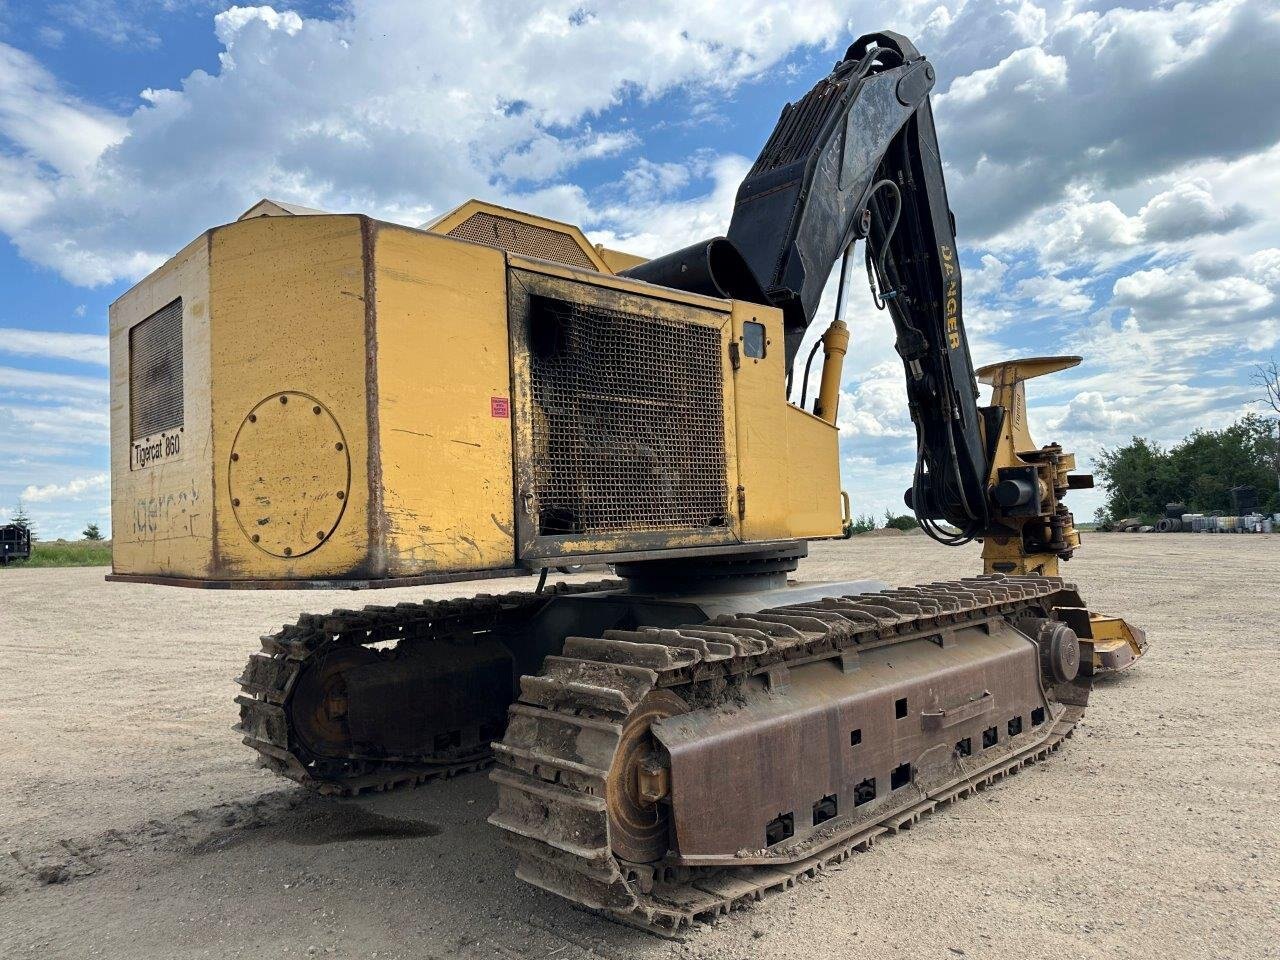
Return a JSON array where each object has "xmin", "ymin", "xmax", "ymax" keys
[
  {"xmin": 9, "ymin": 503, "xmax": 34, "ymax": 541},
  {"xmin": 83, "ymin": 523, "xmax": 104, "ymax": 541},
  {"xmin": 1093, "ymin": 437, "xmax": 1169, "ymax": 521},
  {"xmin": 1094, "ymin": 415, "xmax": 1280, "ymax": 521},
  {"xmin": 843, "ymin": 513, "xmax": 877, "ymax": 537},
  {"xmin": 883, "ymin": 510, "xmax": 920, "ymax": 531}
]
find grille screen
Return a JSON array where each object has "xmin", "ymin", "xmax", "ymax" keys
[
  {"xmin": 448, "ymin": 212, "xmax": 597, "ymax": 270},
  {"xmin": 528, "ymin": 297, "xmax": 728, "ymax": 535},
  {"xmin": 129, "ymin": 298, "xmax": 184, "ymax": 440}
]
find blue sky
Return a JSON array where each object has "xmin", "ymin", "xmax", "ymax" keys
[{"xmin": 2, "ymin": 0, "xmax": 1279, "ymax": 538}]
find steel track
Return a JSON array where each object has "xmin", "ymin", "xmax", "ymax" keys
[
  {"xmin": 234, "ymin": 579, "xmax": 623, "ymax": 796},
  {"xmin": 488, "ymin": 574, "xmax": 1092, "ymax": 933}
]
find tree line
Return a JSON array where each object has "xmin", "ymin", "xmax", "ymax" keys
[{"xmin": 1094, "ymin": 412, "xmax": 1280, "ymax": 522}]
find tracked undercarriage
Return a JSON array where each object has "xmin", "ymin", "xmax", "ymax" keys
[
  {"xmin": 489, "ymin": 574, "xmax": 1091, "ymax": 932},
  {"xmin": 234, "ymin": 568, "xmax": 1100, "ymax": 931}
]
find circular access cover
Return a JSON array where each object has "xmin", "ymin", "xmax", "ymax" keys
[{"xmin": 229, "ymin": 392, "xmax": 351, "ymax": 558}]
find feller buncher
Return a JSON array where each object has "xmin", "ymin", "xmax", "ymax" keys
[{"xmin": 109, "ymin": 31, "xmax": 1146, "ymax": 931}]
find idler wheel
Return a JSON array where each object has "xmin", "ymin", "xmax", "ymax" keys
[
  {"xmin": 1025, "ymin": 617, "xmax": 1081, "ymax": 685},
  {"xmin": 606, "ymin": 690, "xmax": 687, "ymax": 864},
  {"xmin": 289, "ymin": 646, "xmax": 379, "ymax": 757}
]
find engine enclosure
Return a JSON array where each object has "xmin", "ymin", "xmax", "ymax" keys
[{"xmin": 108, "ymin": 201, "xmax": 842, "ymax": 586}]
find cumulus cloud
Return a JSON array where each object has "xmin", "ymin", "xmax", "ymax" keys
[
  {"xmin": 1013, "ymin": 274, "xmax": 1092, "ymax": 313},
  {"xmin": 1047, "ymin": 390, "xmax": 1141, "ymax": 434},
  {"xmin": 1111, "ymin": 261, "xmax": 1275, "ymax": 351},
  {"xmin": 0, "ymin": 1, "xmax": 855, "ymax": 286},
  {"xmin": 836, "ymin": 361, "xmax": 914, "ymax": 440},
  {"xmin": 588, "ymin": 154, "xmax": 752, "ymax": 257},
  {"xmin": 932, "ymin": 0, "xmax": 1280, "ymax": 239},
  {"xmin": 20, "ymin": 472, "xmax": 108, "ymax": 503},
  {"xmin": 1137, "ymin": 180, "xmax": 1255, "ymax": 243},
  {"xmin": 4, "ymin": 0, "xmax": 1280, "ymax": 534}
]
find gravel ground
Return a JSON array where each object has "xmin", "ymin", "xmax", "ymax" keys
[{"xmin": 1, "ymin": 534, "xmax": 1276, "ymax": 959}]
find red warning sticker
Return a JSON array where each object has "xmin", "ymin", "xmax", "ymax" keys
[{"xmin": 490, "ymin": 396, "xmax": 510, "ymax": 418}]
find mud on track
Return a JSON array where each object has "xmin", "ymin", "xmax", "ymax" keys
[{"xmin": 1, "ymin": 535, "xmax": 1276, "ymax": 959}]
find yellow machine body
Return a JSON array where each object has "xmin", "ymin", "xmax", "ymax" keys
[
  {"xmin": 976, "ymin": 356, "xmax": 1086, "ymax": 579},
  {"xmin": 108, "ymin": 202, "xmax": 841, "ymax": 586}
]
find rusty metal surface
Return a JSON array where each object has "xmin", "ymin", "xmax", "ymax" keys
[
  {"xmin": 489, "ymin": 574, "xmax": 1094, "ymax": 933},
  {"xmin": 233, "ymin": 579, "xmax": 622, "ymax": 794},
  {"xmin": 655, "ymin": 621, "xmax": 1049, "ymax": 861}
]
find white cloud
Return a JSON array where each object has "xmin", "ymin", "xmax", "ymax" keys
[
  {"xmin": 1111, "ymin": 262, "xmax": 1275, "ymax": 353},
  {"xmin": 4, "ymin": 0, "xmax": 1280, "ymax": 538},
  {"xmin": 836, "ymin": 361, "xmax": 914, "ymax": 440},
  {"xmin": 0, "ymin": 41, "xmax": 125, "ymax": 176},
  {"xmin": 587, "ymin": 153, "xmax": 752, "ymax": 258},
  {"xmin": 1013, "ymin": 274, "xmax": 1092, "ymax": 313},
  {"xmin": 0, "ymin": 1, "xmax": 858, "ymax": 286},
  {"xmin": 0, "ymin": 398, "xmax": 109, "ymax": 444},
  {"xmin": 0, "ymin": 328, "xmax": 108, "ymax": 364},
  {"xmin": 20, "ymin": 472, "xmax": 108, "ymax": 502},
  {"xmin": 213, "ymin": 5, "xmax": 302, "ymax": 47},
  {"xmin": 1047, "ymin": 390, "xmax": 1141, "ymax": 434},
  {"xmin": 0, "ymin": 365, "xmax": 108, "ymax": 397},
  {"xmin": 1137, "ymin": 179, "xmax": 1254, "ymax": 243},
  {"xmin": 933, "ymin": 0, "xmax": 1280, "ymax": 239}
]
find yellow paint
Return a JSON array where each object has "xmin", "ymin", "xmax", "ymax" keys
[
  {"xmin": 730, "ymin": 303, "xmax": 842, "ymax": 540},
  {"xmin": 372, "ymin": 224, "xmax": 516, "ymax": 574},
  {"xmin": 594, "ymin": 245, "xmax": 648, "ymax": 273},
  {"xmin": 110, "ymin": 202, "xmax": 845, "ymax": 586},
  {"xmin": 977, "ymin": 356, "xmax": 1079, "ymax": 467},
  {"xmin": 813, "ymin": 318, "xmax": 849, "ymax": 424},
  {"xmin": 507, "ymin": 252, "xmax": 731, "ymax": 314},
  {"xmin": 227, "ymin": 390, "xmax": 351, "ymax": 559},
  {"xmin": 782, "ymin": 406, "xmax": 842, "ymax": 537},
  {"xmin": 975, "ymin": 355, "xmax": 1085, "ymax": 577},
  {"xmin": 730, "ymin": 302, "xmax": 789, "ymax": 541},
  {"xmin": 109, "ymin": 233, "xmax": 214, "ymax": 578},
  {"xmin": 1087, "ymin": 614, "xmax": 1145, "ymax": 667},
  {"xmin": 209, "ymin": 214, "xmax": 373, "ymax": 578}
]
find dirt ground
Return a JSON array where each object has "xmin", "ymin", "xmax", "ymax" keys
[{"xmin": 1, "ymin": 535, "xmax": 1277, "ymax": 959}]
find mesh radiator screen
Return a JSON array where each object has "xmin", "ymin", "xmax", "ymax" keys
[
  {"xmin": 528, "ymin": 297, "xmax": 728, "ymax": 535},
  {"xmin": 129, "ymin": 298, "xmax": 184, "ymax": 440},
  {"xmin": 447, "ymin": 211, "xmax": 597, "ymax": 271}
]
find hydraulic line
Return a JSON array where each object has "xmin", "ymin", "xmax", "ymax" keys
[{"xmin": 800, "ymin": 241, "xmax": 856, "ymax": 410}]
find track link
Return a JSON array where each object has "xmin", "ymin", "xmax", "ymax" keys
[
  {"xmin": 489, "ymin": 574, "xmax": 1092, "ymax": 933},
  {"xmin": 235, "ymin": 579, "xmax": 622, "ymax": 796}
]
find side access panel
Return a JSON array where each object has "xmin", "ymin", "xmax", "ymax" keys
[
  {"xmin": 655, "ymin": 619, "xmax": 1055, "ymax": 862},
  {"xmin": 372, "ymin": 224, "xmax": 516, "ymax": 575}
]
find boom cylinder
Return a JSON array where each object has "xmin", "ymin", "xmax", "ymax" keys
[{"xmin": 813, "ymin": 319, "xmax": 850, "ymax": 424}]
